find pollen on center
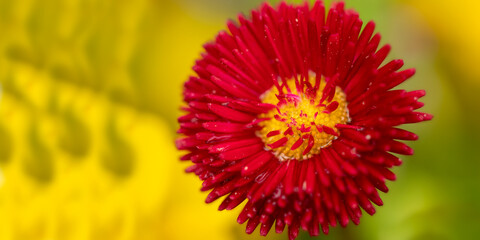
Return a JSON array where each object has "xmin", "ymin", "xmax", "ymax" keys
[{"xmin": 257, "ymin": 75, "xmax": 350, "ymax": 161}]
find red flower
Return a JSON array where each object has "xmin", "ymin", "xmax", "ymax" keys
[{"xmin": 176, "ymin": 1, "xmax": 432, "ymax": 239}]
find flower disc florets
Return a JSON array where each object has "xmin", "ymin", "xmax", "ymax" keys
[
  {"xmin": 176, "ymin": 1, "xmax": 432, "ymax": 240},
  {"xmin": 258, "ymin": 75, "xmax": 350, "ymax": 161}
]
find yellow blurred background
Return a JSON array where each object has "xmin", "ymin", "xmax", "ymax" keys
[{"xmin": 0, "ymin": 0, "xmax": 479, "ymax": 240}]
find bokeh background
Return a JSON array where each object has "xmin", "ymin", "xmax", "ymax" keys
[{"xmin": 0, "ymin": 0, "xmax": 479, "ymax": 239}]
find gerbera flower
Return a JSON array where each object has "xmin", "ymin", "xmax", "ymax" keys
[{"xmin": 176, "ymin": 1, "xmax": 432, "ymax": 239}]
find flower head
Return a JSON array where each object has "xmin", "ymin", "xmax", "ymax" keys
[{"xmin": 176, "ymin": 1, "xmax": 432, "ymax": 239}]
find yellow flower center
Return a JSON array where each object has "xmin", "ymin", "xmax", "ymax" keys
[{"xmin": 257, "ymin": 75, "xmax": 350, "ymax": 161}]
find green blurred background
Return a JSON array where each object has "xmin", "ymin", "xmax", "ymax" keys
[{"xmin": 0, "ymin": 0, "xmax": 479, "ymax": 239}]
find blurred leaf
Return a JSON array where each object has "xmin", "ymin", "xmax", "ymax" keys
[
  {"xmin": 0, "ymin": 124, "xmax": 13, "ymax": 164},
  {"xmin": 101, "ymin": 116, "xmax": 135, "ymax": 179},
  {"xmin": 58, "ymin": 109, "xmax": 91, "ymax": 159},
  {"xmin": 23, "ymin": 121, "xmax": 54, "ymax": 184}
]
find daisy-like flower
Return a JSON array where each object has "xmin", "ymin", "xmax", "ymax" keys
[{"xmin": 176, "ymin": 1, "xmax": 432, "ymax": 239}]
